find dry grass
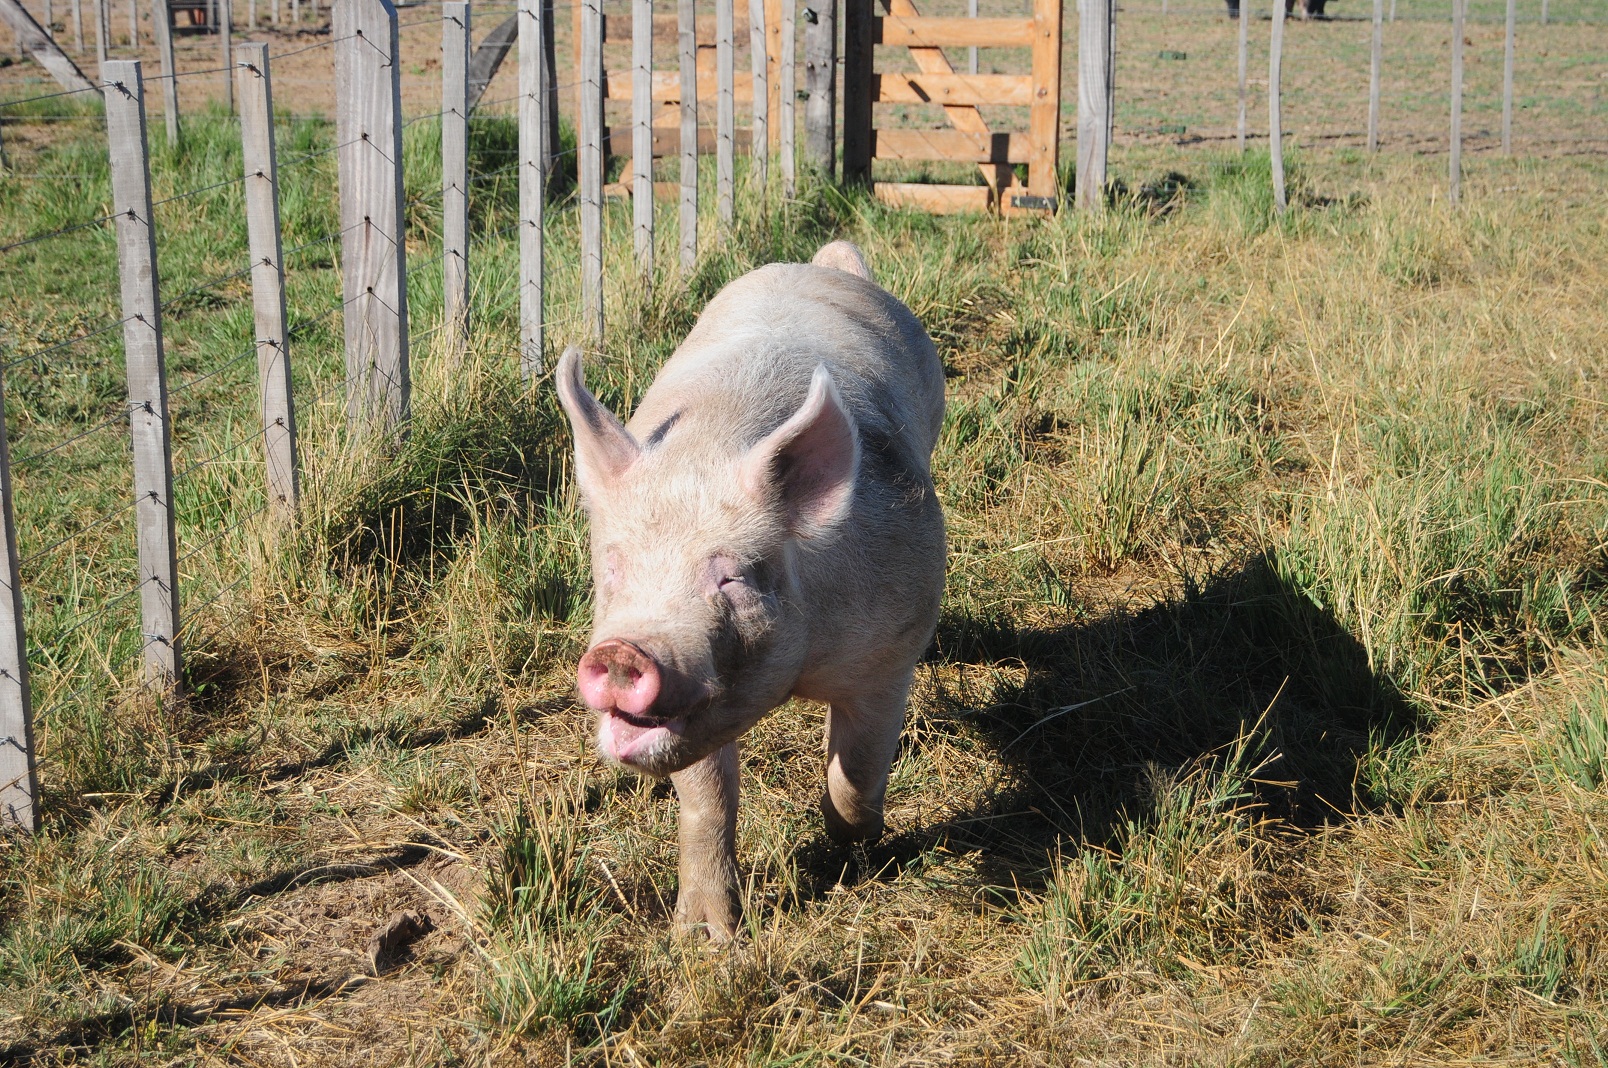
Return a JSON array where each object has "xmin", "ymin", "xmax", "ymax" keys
[{"xmin": 2, "ymin": 106, "xmax": 1607, "ymax": 1067}]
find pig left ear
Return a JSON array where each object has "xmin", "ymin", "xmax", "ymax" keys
[{"xmin": 741, "ymin": 365, "xmax": 860, "ymax": 538}]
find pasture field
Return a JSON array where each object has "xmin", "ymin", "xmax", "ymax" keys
[{"xmin": 2, "ymin": 30, "xmax": 1608, "ymax": 1067}]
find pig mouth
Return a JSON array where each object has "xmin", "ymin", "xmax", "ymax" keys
[{"xmin": 597, "ymin": 708, "xmax": 688, "ymax": 768}]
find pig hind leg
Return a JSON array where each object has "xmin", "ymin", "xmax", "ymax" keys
[
  {"xmin": 670, "ymin": 740, "xmax": 742, "ymax": 941},
  {"xmin": 821, "ymin": 672, "xmax": 912, "ymax": 842}
]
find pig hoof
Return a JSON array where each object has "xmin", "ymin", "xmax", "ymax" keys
[
  {"xmin": 821, "ymin": 794, "xmax": 886, "ymax": 844},
  {"xmin": 674, "ymin": 892, "xmax": 740, "ymax": 943}
]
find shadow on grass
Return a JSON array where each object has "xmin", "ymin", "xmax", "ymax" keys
[{"xmin": 792, "ymin": 551, "xmax": 1420, "ymax": 899}]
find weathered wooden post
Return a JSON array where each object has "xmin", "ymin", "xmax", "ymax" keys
[
  {"xmin": 236, "ymin": 44, "xmax": 299, "ymax": 516},
  {"xmin": 220, "ymin": 0, "xmax": 232, "ymax": 112},
  {"xmin": 0, "ymin": 363, "xmax": 37, "ymax": 834},
  {"xmin": 716, "ymin": 0, "xmax": 735, "ymax": 222},
  {"xmin": 72, "ymin": 0, "xmax": 83, "ymax": 53},
  {"xmin": 443, "ymin": 2, "xmax": 469, "ymax": 347},
  {"xmin": 126, "ymin": 0, "xmax": 136, "ymax": 43},
  {"xmin": 748, "ymin": 0, "xmax": 768, "ymax": 195},
  {"xmin": 802, "ymin": 0, "xmax": 834, "ymax": 179},
  {"xmin": 1501, "ymin": 0, "xmax": 1515, "ymax": 156},
  {"xmin": 779, "ymin": 0, "xmax": 795, "ymax": 197},
  {"xmin": 1368, "ymin": 0, "xmax": 1382, "ymax": 152},
  {"xmin": 1449, "ymin": 0, "xmax": 1463, "ymax": 206},
  {"xmin": 579, "ymin": 0, "xmax": 604, "ymax": 339},
  {"xmin": 334, "ymin": 0, "xmax": 410, "ymax": 430},
  {"xmin": 104, "ymin": 61, "xmax": 183, "ymax": 691},
  {"xmin": 840, "ymin": 0, "xmax": 870, "ymax": 186},
  {"xmin": 94, "ymin": 0, "xmax": 105, "ymax": 68},
  {"xmin": 632, "ymin": 0, "xmax": 653, "ymax": 279},
  {"xmin": 152, "ymin": 0, "xmax": 178, "ymax": 145},
  {"xmin": 679, "ymin": 0, "xmax": 698, "ymax": 271},
  {"xmin": 1237, "ymin": 0, "xmax": 1248, "ymax": 153},
  {"xmin": 520, "ymin": 0, "xmax": 547, "ymax": 373},
  {"xmin": 1269, "ymin": 0, "xmax": 1286, "ymax": 214},
  {"xmin": 1076, "ymin": 0, "xmax": 1113, "ymax": 211}
]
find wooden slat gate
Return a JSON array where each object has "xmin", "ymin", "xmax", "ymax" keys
[{"xmin": 843, "ymin": 0, "xmax": 1063, "ymax": 215}]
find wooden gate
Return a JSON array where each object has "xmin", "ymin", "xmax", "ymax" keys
[{"xmin": 842, "ymin": 0, "xmax": 1064, "ymax": 215}]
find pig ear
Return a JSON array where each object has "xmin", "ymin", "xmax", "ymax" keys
[
  {"xmin": 555, "ymin": 346, "xmax": 640, "ymax": 496},
  {"xmin": 741, "ymin": 365, "xmax": 860, "ymax": 538}
]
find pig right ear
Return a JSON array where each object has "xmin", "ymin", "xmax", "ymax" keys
[
  {"xmin": 741, "ymin": 365, "xmax": 860, "ymax": 539},
  {"xmin": 556, "ymin": 346, "xmax": 640, "ymax": 497}
]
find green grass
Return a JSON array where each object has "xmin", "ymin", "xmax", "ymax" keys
[{"xmin": 1, "ymin": 86, "xmax": 1606, "ymax": 1066}]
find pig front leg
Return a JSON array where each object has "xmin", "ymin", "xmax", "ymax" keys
[
  {"xmin": 821, "ymin": 672, "xmax": 912, "ymax": 843},
  {"xmin": 669, "ymin": 740, "xmax": 741, "ymax": 941}
]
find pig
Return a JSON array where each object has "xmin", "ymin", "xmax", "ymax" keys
[{"xmin": 554, "ymin": 241, "xmax": 946, "ymax": 941}]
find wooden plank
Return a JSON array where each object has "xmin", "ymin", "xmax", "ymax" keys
[
  {"xmin": 872, "ymin": 72, "xmax": 1033, "ymax": 107},
  {"xmin": 1500, "ymin": 0, "xmax": 1514, "ymax": 156},
  {"xmin": 882, "ymin": 0, "xmax": 1008, "ymax": 196},
  {"xmin": 104, "ymin": 61, "xmax": 183, "ymax": 691},
  {"xmin": 443, "ymin": 3, "xmax": 469, "ymax": 348},
  {"xmin": 841, "ymin": 0, "xmax": 871, "ymax": 185},
  {"xmin": 1269, "ymin": 0, "xmax": 1286, "ymax": 214},
  {"xmin": 152, "ymin": 0, "xmax": 178, "ymax": 145},
  {"xmin": 604, "ymin": 67, "xmax": 756, "ymax": 104},
  {"xmin": 679, "ymin": 0, "xmax": 697, "ymax": 271},
  {"xmin": 716, "ymin": 0, "xmax": 734, "ymax": 224},
  {"xmin": 803, "ymin": 0, "xmax": 834, "ymax": 179},
  {"xmin": 873, "ymin": 16, "xmax": 1032, "ymax": 48},
  {"xmin": 872, "ymin": 128, "xmax": 1030, "ymax": 163},
  {"xmin": 1368, "ymin": 0, "xmax": 1381, "ymax": 152},
  {"xmin": 334, "ymin": 0, "xmax": 410, "ymax": 430},
  {"xmin": 610, "ymin": 124, "xmax": 752, "ymax": 157},
  {"xmin": 748, "ymin": 0, "xmax": 767, "ymax": 194},
  {"xmin": 1076, "ymin": 0, "xmax": 1112, "ymax": 211},
  {"xmin": 1449, "ymin": 0, "xmax": 1462, "ymax": 206},
  {"xmin": 0, "ymin": 0, "xmax": 98, "ymax": 94},
  {"xmin": 1236, "ymin": 0, "xmax": 1248, "ymax": 152},
  {"xmin": 779, "ymin": 0, "xmax": 794, "ymax": 196},
  {"xmin": 0, "ymin": 361, "xmax": 38, "ymax": 833},
  {"xmin": 875, "ymin": 181, "xmax": 989, "ymax": 212},
  {"xmin": 520, "ymin": 0, "xmax": 547, "ymax": 372},
  {"xmin": 633, "ymin": 0, "xmax": 653, "ymax": 279},
  {"xmin": 579, "ymin": 0, "xmax": 604, "ymax": 338},
  {"xmin": 1024, "ymin": 0, "xmax": 1061, "ymax": 202},
  {"xmin": 235, "ymin": 44, "xmax": 299, "ymax": 517},
  {"xmin": 604, "ymin": 179, "xmax": 680, "ymax": 200}
]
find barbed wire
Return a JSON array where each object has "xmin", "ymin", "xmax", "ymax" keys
[
  {"xmin": 0, "ymin": 82, "xmax": 108, "ymax": 111},
  {"xmin": 5, "ymin": 317, "xmax": 134, "ymax": 372},
  {"xmin": 170, "ymin": 343, "xmax": 259, "ymax": 398},
  {"xmin": 0, "ymin": 212, "xmax": 117, "ymax": 257},
  {"xmin": 161, "ymin": 263, "xmax": 256, "ymax": 312},
  {"xmin": 173, "ymin": 434, "xmax": 258, "ymax": 485},
  {"xmin": 11, "ymin": 406, "xmax": 131, "ymax": 469},
  {"xmin": 177, "ymin": 500, "xmax": 270, "ymax": 568},
  {"xmin": 19, "ymin": 493, "xmax": 142, "ymax": 570},
  {"xmin": 152, "ymin": 171, "xmax": 253, "ymax": 209}
]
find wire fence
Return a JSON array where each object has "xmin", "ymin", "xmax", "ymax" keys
[{"xmin": 0, "ymin": 0, "xmax": 1601, "ymax": 832}]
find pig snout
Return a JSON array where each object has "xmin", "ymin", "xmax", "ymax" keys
[{"xmin": 577, "ymin": 639, "xmax": 662, "ymax": 718}]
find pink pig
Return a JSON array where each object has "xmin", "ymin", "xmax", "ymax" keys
[{"xmin": 555, "ymin": 242, "xmax": 946, "ymax": 940}]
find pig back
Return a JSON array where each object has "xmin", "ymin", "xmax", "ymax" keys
[{"xmin": 630, "ymin": 262, "xmax": 946, "ymax": 474}]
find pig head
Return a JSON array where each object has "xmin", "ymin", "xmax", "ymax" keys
[{"xmin": 555, "ymin": 241, "xmax": 946, "ymax": 939}]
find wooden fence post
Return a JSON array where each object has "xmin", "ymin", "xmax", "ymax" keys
[
  {"xmin": 579, "ymin": 0, "xmax": 604, "ymax": 340},
  {"xmin": 1368, "ymin": 0, "xmax": 1382, "ymax": 152},
  {"xmin": 152, "ymin": 0, "xmax": 178, "ymax": 145},
  {"xmin": 716, "ymin": 0, "xmax": 735, "ymax": 222},
  {"xmin": 840, "ymin": 0, "xmax": 870, "ymax": 186},
  {"xmin": 779, "ymin": 0, "xmax": 795, "ymax": 197},
  {"xmin": 334, "ymin": 0, "xmax": 410, "ymax": 431},
  {"xmin": 104, "ymin": 61, "xmax": 183, "ymax": 691},
  {"xmin": 126, "ymin": 0, "xmax": 135, "ymax": 43},
  {"xmin": 220, "ymin": 0, "xmax": 232, "ymax": 112},
  {"xmin": 1076, "ymin": 0, "xmax": 1113, "ymax": 212},
  {"xmin": 520, "ymin": 0, "xmax": 547, "ymax": 374},
  {"xmin": 1501, "ymin": 0, "xmax": 1514, "ymax": 156},
  {"xmin": 1449, "ymin": 0, "xmax": 1463, "ymax": 206},
  {"xmin": 72, "ymin": 0, "xmax": 82, "ymax": 53},
  {"xmin": 236, "ymin": 44, "xmax": 299, "ymax": 516},
  {"xmin": 1237, "ymin": 0, "xmax": 1248, "ymax": 153},
  {"xmin": 443, "ymin": 2, "xmax": 469, "ymax": 348},
  {"xmin": 0, "ymin": 364, "xmax": 38, "ymax": 834},
  {"xmin": 94, "ymin": 0, "xmax": 105, "ymax": 68},
  {"xmin": 678, "ymin": 0, "xmax": 697, "ymax": 271},
  {"xmin": 1269, "ymin": 0, "xmax": 1286, "ymax": 214},
  {"xmin": 748, "ymin": 0, "xmax": 768, "ymax": 196},
  {"xmin": 802, "ymin": 0, "xmax": 833, "ymax": 180},
  {"xmin": 632, "ymin": 0, "xmax": 653, "ymax": 279}
]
